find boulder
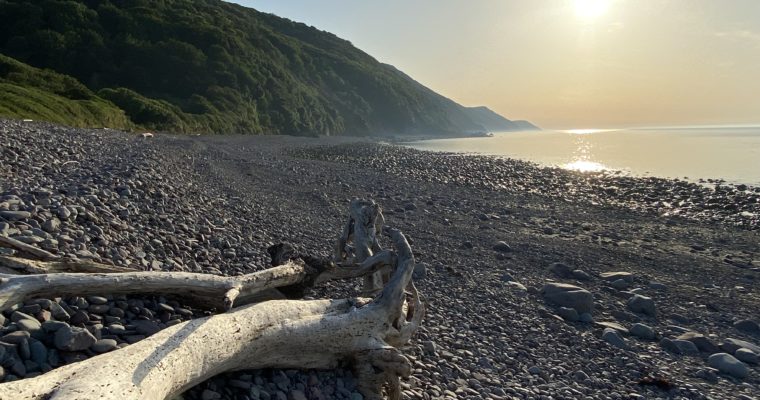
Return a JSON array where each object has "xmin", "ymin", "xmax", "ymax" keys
[
  {"xmin": 733, "ymin": 319, "xmax": 760, "ymax": 334},
  {"xmin": 721, "ymin": 338, "xmax": 760, "ymax": 355},
  {"xmin": 627, "ymin": 294, "xmax": 656, "ymax": 317},
  {"xmin": 541, "ymin": 283, "xmax": 594, "ymax": 314},
  {"xmin": 600, "ymin": 272, "xmax": 634, "ymax": 282},
  {"xmin": 660, "ymin": 338, "xmax": 699, "ymax": 356},
  {"xmin": 602, "ymin": 328, "xmax": 627, "ymax": 349},
  {"xmin": 707, "ymin": 353, "xmax": 748, "ymax": 379},
  {"xmin": 54, "ymin": 326, "xmax": 97, "ymax": 351},
  {"xmin": 677, "ymin": 332, "xmax": 719, "ymax": 354},
  {"xmin": 630, "ymin": 323, "xmax": 656, "ymax": 340},
  {"xmin": 548, "ymin": 263, "xmax": 573, "ymax": 278},
  {"xmin": 734, "ymin": 348, "xmax": 759, "ymax": 365}
]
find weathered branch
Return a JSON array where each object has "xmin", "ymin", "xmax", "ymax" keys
[
  {"xmin": 0, "ymin": 229, "xmax": 423, "ymax": 400},
  {"xmin": 335, "ymin": 198, "xmax": 387, "ymax": 295}
]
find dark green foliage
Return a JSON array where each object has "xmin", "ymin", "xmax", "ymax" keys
[
  {"xmin": 0, "ymin": 53, "xmax": 132, "ymax": 128},
  {"xmin": 0, "ymin": 0, "xmax": 529, "ymax": 135}
]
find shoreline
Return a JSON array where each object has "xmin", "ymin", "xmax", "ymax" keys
[{"xmin": 1, "ymin": 119, "xmax": 759, "ymax": 399}]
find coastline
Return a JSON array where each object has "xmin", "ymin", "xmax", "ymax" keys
[{"xmin": 1, "ymin": 119, "xmax": 759, "ymax": 399}]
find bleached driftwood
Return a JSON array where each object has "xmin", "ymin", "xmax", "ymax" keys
[
  {"xmin": 0, "ymin": 250, "xmax": 395, "ymax": 312},
  {"xmin": 0, "ymin": 228, "xmax": 423, "ymax": 400},
  {"xmin": 0, "ymin": 235, "xmax": 60, "ymax": 261},
  {"xmin": 335, "ymin": 198, "xmax": 387, "ymax": 295}
]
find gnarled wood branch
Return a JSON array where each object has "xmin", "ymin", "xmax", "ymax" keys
[
  {"xmin": 0, "ymin": 229, "xmax": 424, "ymax": 400},
  {"xmin": 335, "ymin": 198, "xmax": 387, "ymax": 295}
]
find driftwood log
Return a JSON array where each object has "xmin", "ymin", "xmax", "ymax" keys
[{"xmin": 0, "ymin": 199, "xmax": 424, "ymax": 400}]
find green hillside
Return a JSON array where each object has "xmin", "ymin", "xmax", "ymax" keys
[
  {"xmin": 0, "ymin": 0, "xmax": 534, "ymax": 135},
  {"xmin": 0, "ymin": 53, "xmax": 132, "ymax": 129}
]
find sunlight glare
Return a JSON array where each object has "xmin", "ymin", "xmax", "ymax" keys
[
  {"xmin": 563, "ymin": 160, "xmax": 607, "ymax": 172},
  {"xmin": 574, "ymin": 0, "xmax": 611, "ymax": 20}
]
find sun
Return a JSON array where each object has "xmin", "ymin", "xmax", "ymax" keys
[{"xmin": 574, "ymin": 0, "xmax": 611, "ymax": 20}]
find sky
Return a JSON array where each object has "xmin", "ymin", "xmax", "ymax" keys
[{"xmin": 230, "ymin": 0, "xmax": 760, "ymax": 129}]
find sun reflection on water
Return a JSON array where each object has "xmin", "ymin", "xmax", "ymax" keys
[{"xmin": 563, "ymin": 160, "xmax": 608, "ymax": 172}]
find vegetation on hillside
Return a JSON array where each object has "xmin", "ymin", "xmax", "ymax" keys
[
  {"xmin": 0, "ymin": 0, "xmax": 533, "ymax": 135},
  {"xmin": 0, "ymin": 53, "xmax": 132, "ymax": 129}
]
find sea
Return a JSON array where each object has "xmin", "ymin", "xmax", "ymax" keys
[{"xmin": 405, "ymin": 126, "xmax": 760, "ymax": 186}]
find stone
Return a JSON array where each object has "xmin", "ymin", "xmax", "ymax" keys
[
  {"xmin": 413, "ymin": 262, "xmax": 427, "ymax": 280},
  {"xmin": 132, "ymin": 320, "xmax": 161, "ymax": 335},
  {"xmin": 69, "ymin": 310, "xmax": 89, "ymax": 325},
  {"xmin": 527, "ymin": 366, "xmax": 541, "ymax": 374},
  {"xmin": 648, "ymin": 282, "xmax": 668, "ymax": 290},
  {"xmin": 548, "ymin": 262, "xmax": 573, "ymax": 278},
  {"xmin": 0, "ymin": 210, "xmax": 31, "ymax": 221},
  {"xmin": 602, "ymin": 328, "xmax": 627, "ymax": 349},
  {"xmin": 42, "ymin": 320, "xmax": 69, "ymax": 333},
  {"xmin": 201, "ymin": 389, "xmax": 222, "ymax": 400},
  {"xmin": 29, "ymin": 340, "xmax": 47, "ymax": 366},
  {"xmin": 677, "ymin": 332, "xmax": 719, "ymax": 354},
  {"xmin": 422, "ymin": 340, "xmax": 437, "ymax": 355},
  {"xmin": 660, "ymin": 338, "xmax": 699, "ymax": 356},
  {"xmin": 579, "ymin": 313, "xmax": 594, "ymax": 323},
  {"xmin": 54, "ymin": 326, "xmax": 97, "ymax": 351},
  {"xmin": 600, "ymin": 272, "xmax": 633, "ymax": 282},
  {"xmin": 734, "ymin": 319, "xmax": 760, "ymax": 334},
  {"xmin": 493, "ymin": 241, "xmax": 513, "ymax": 252},
  {"xmin": 627, "ymin": 294, "xmax": 656, "ymax": 316},
  {"xmin": 630, "ymin": 323, "xmax": 656, "ymax": 340},
  {"xmin": 572, "ymin": 269, "xmax": 591, "ymax": 281},
  {"xmin": 596, "ymin": 321, "xmax": 629, "ymax": 334},
  {"xmin": 541, "ymin": 283, "xmax": 594, "ymax": 314},
  {"xmin": 1, "ymin": 330, "xmax": 30, "ymax": 344},
  {"xmin": 16, "ymin": 318, "xmax": 42, "ymax": 334},
  {"xmin": 721, "ymin": 338, "xmax": 760, "ymax": 355},
  {"xmin": 707, "ymin": 353, "xmax": 748, "ymax": 379},
  {"xmin": 86, "ymin": 296, "xmax": 109, "ymax": 305},
  {"xmin": 557, "ymin": 307, "xmax": 579, "ymax": 322},
  {"xmin": 610, "ymin": 279, "xmax": 629, "ymax": 290},
  {"xmin": 288, "ymin": 390, "xmax": 307, "ymax": 400},
  {"xmin": 42, "ymin": 218, "xmax": 61, "ymax": 233},
  {"xmin": 91, "ymin": 339, "xmax": 118, "ymax": 353},
  {"xmin": 734, "ymin": 348, "xmax": 759, "ymax": 364},
  {"xmin": 695, "ymin": 368, "xmax": 719, "ymax": 383},
  {"xmin": 49, "ymin": 302, "xmax": 70, "ymax": 321}
]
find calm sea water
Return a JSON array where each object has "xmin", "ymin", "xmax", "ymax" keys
[{"xmin": 406, "ymin": 126, "xmax": 760, "ymax": 186}]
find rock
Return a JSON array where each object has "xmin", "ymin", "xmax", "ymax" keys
[
  {"xmin": 541, "ymin": 283, "xmax": 594, "ymax": 314},
  {"xmin": 660, "ymin": 338, "xmax": 699, "ymax": 355},
  {"xmin": 734, "ymin": 348, "xmax": 759, "ymax": 364},
  {"xmin": 721, "ymin": 338, "xmax": 760, "ymax": 355},
  {"xmin": 548, "ymin": 262, "xmax": 573, "ymax": 278},
  {"xmin": 132, "ymin": 320, "xmax": 161, "ymax": 335},
  {"xmin": 602, "ymin": 328, "xmax": 627, "ymax": 349},
  {"xmin": 42, "ymin": 218, "xmax": 61, "ymax": 233},
  {"xmin": 29, "ymin": 340, "xmax": 47, "ymax": 366},
  {"xmin": 600, "ymin": 272, "xmax": 634, "ymax": 282},
  {"xmin": 596, "ymin": 321, "xmax": 628, "ymax": 334},
  {"xmin": 557, "ymin": 307, "xmax": 579, "ymax": 322},
  {"xmin": 288, "ymin": 390, "xmax": 307, "ymax": 400},
  {"xmin": 677, "ymin": 332, "xmax": 719, "ymax": 354},
  {"xmin": 630, "ymin": 323, "xmax": 656, "ymax": 340},
  {"xmin": 695, "ymin": 368, "xmax": 719, "ymax": 383},
  {"xmin": 201, "ymin": 389, "xmax": 222, "ymax": 400},
  {"xmin": 86, "ymin": 296, "xmax": 109, "ymax": 305},
  {"xmin": 648, "ymin": 282, "xmax": 668, "ymax": 291},
  {"xmin": 16, "ymin": 318, "xmax": 42, "ymax": 334},
  {"xmin": 507, "ymin": 281, "xmax": 528, "ymax": 296},
  {"xmin": 413, "ymin": 262, "xmax": 427, "ymax": 280},
  {"xmin": 2, "ymin": 330, "xmax": 31, "ymax": 344},
  {"xmin": 91, "ymin": 339, "xmax": 118, "ymax": 353},
  {"xmin": 492, "ymin": 241, "xmax": 513, "ymax": 252},
  {"xmin": 0, "ymin": 210, "xmax": 31, "ymax": 221},
  {"xmin": 609, "ymin": 279, "xmax": 629, "ymax": 290},
  {"xmin": 414, "ymin": 341, "xmax": 435, "ymax": 359},
  {"xmin": 527, "ymin": 366, "xmax": 541, "ymax": 374},
  {"xmin": 733, "ymin": 319, "xmax": 760, "ymax": 334},
  {"xmin": 54, "ymin": 326, "xmax": 97, "ymax": 351},
  {"xmin": 49, "ymin": 302, "xmax": 70, "ymax": 321},
  {"xmin": 42, "ymin": 320, "xmax": 69, "ymax": 333},
  {"xmin": 707, "ymin": 353, "xmax": 748, "ymax": 379},
  {"xmin": 572, "ymin": 269, "xmax": 591, "ymax": 281},
  {"xmin": 626, "ymin": 294, "xmax": 656, "ymax": 316},
  {"xmin": 579, "ymin": 313, "xmax": 594, "ymax": 323},
  {"xmin": 69, "ymin": 310, "xmax": 89, "ymax": 325}
]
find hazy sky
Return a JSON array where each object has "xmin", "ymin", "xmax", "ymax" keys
[{"xmin": 231, "ymin": 0, "xmax": 760, "ymax": 129}]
